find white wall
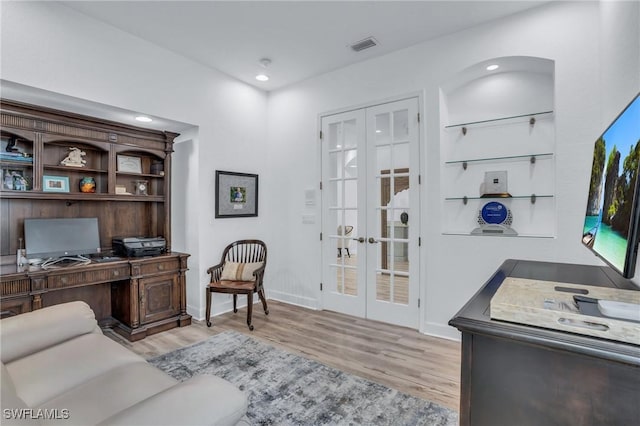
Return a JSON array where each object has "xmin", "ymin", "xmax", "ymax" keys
[
  {"xmin": 266, "ymin": 1, "xmax": 640, "ymax": 339},
  {"xmin": 0, "ymin": 1, "xmax": 269, "ymax": 319},
  {"xmin": 1, "ymin": 1, "xmax": 638, "ymax": 338}
]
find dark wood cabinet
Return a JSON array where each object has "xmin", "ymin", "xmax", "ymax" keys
[
  {"xmin": 0, "ymin": 99, "xmax": 176, "ymax": 257},
  {"xmin": 449, "ymin": 259, "xmax": 640, "ymax": 426},
  {"xmin": 0, "ymin": 100, "xmax": 191, "ymax": 340},
  {"xmin": 1, "ymin": 253, "xmax": 189, "ymax": 341},
  {"xmin": 139, "ymin": 274, "xmax": 181, "ymax": 325}
]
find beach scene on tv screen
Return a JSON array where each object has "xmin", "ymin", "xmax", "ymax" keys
[{"xmin": 583, "ymin": 96, "xmax": 640, "ymax": 273}]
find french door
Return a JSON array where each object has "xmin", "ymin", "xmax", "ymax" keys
[{"xmin": 321, "ymin": 97, "xmax": 420, "ymax": 328}]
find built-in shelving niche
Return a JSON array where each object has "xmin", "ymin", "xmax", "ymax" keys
[{"xmin": 439, "ymin": 56, "xmax": 556, "ymax": 237}]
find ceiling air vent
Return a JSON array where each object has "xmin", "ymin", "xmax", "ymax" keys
[{"xmin": 350, "ymin": 37, "xmax": 378, "ymax": 52}]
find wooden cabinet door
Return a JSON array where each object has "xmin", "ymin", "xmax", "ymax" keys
[
  {"xmin": 0, "ymin": 297, "xmax": 31, "ymax": 319},
  {"xmin": 139, "ymin": 274, "xmax": 180, "ymax": 325}
]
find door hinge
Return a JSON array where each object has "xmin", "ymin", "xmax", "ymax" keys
[
  {"xmin": 417, "ymin": 113, "xmax": 421, "ymax": 123},
  {"xmin": 419, "ymin": 237, "xmax": 422, "ymax": 247},
  {"xmin": 319, "ymin": 130, "xmax": 323, "ymax": 140},
  {"xmin": 320, "ymin": 232, "xmax": 323, "ymax": 241},
  {"xmin": 320, "ymin": 282, "xmax": 323, "ymax": 291},
  {"xmin": 418, "ymin": 298, "xmax": 421, "ymax": 308},
  {"xmin": 320, "ymin": 181, "xmax": 323, "ymax": 190},
  {"xmin": 418, "ymin": 174, "xmax": 421, "ymax": 185}
]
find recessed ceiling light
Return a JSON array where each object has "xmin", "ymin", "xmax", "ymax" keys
[
  {"xmin": 256, "ymin": 57, "xmax": 272, "ymax": 82},
  {"xmin": 486, "ymin": 64, "xmax": 499, "ymax": 71},
  {"xmin": 135, "ymin": 116, "xmax": 152, "ymax": 123},
  {"xmin": 375, "ymin": 130, "xmax": 382, "ymax": 133}
]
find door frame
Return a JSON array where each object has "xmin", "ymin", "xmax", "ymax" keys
[{"xmin": 317, "ymin": 91, "xmax": 425, "ymax": 331}]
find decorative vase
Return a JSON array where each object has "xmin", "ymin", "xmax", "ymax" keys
[{"xmin": 79, "ymin": 177, "xmax": 96, "ymax": 193}]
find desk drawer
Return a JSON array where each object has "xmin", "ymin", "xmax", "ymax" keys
[
  {"xmin": 139, "ymin": 258, "xmax": 180, "ymax": 276},
  {"xmin": 1, "ymin": 277, "xmax": 30, "ymax": 297},
  {"xmin": 48, "ymin": 265, "xmax": 130, "ymax": 289}
]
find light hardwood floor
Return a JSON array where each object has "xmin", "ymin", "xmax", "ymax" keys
[{"xmin": 106, "ymin": 300, "xmax": 461, "ymax": 411}]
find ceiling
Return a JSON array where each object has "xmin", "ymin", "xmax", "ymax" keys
[{"xmin": 61, "ymin": 0, "xmax": 548, "ymax": 92}]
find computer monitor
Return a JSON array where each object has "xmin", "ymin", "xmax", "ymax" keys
[{"xmin": 24, "ymin": 217, "xmax": 101, "ymax": 263}]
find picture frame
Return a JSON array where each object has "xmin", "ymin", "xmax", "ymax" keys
[
  {"xmin": 117, "ymin": 155, "xmax": 142, "ymax": 174},
  {"xmin": 2, "ymin": 169, "xmax": 30, "ymax": 191},
  {"xmin": 215, "ymin": 170, "xmax": 258, "ymax": 218},
  {"xmin": 43, "ymin": 175, "xmax": 70, "ymax": 193}
]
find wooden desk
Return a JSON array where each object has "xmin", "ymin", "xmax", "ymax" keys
[
  {"xmin": 449, "ymin": 259, "xmax": 640, "ymax": 426},
  {"xmin": 0, "ymin": 252, "xmax": 191, "ymax": 341}
]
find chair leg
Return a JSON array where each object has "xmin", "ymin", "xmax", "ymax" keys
[
  {"xmin": 346, "ymin": 248, "xmax": 351, "ymax": 258},
  {"xmin": 205, "ymin": 288, "xmax": 212, "ymax": 327},
  {"xmin": 337, "ymin": 248, "xmax": 342, "ymax": 258},
  {"xmin": 233, "ymin": 294, "xmax": 238, "ymax": 313},
  {"xmin": 258, "ymin": 287, "xmax": 269, "ymax": 315},
  {"xmin": 246, "ymin": 292, "xmax": 254, "ymax": 331}
]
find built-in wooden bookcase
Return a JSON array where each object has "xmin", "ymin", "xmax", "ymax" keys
[
  {"xmin": 0, "ymin": 100, "xmax": 177, "ymax": 260},
  {"xmin": 0, "ymin": 100, "xmax": 190, "ymax": 341}
]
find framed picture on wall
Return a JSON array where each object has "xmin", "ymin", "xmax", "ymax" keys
[{"xmin": 215, "ymin": 170, "xmax": 258, "ymax": 218}]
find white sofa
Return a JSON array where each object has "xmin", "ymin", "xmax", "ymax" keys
[{"xmin": 0, "ymin": 301, "xmax": 248, "ymax": 425}]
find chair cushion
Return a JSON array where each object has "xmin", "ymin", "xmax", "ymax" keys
[
  {"xmin": 220, "ymin": 261, "xmax": 262, "ymax": 281},
  {"xmin": 210, "ymin": 280, "xmax": 255, "ymax": 291}
]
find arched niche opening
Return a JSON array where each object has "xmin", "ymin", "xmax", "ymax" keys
[{"xmin": 439, "ymin": 56, "xmax": 557, "ymax": 238}]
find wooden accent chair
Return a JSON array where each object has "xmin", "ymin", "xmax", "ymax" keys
[{"xmin": 205, "ymin": 240, "xmax": 268, "ymax": 331}]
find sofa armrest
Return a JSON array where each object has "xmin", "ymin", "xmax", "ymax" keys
[
  {"xmin": 0, "ymin": 301, "xmax": 100, "ymax": 364},
  {"xmin": 98, "ymin": 375, "xmax": 247, "ymax": 426}
]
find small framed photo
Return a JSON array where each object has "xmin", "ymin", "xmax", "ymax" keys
[
  {"xmin": 43, "ymin": 175, "xmax": 70, "ymax": 193},
  {"xmin": 117, "ymin": 155, "xmax": 142, "ymax": 174},
  {"xmin": 215, "ymin": 170, "xmax": 258, "ymax": 218},
  {"xmin": 2, "ymin": 169, "xmax": 30, "ymax": 191}
]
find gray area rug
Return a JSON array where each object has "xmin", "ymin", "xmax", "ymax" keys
[{"xmin": 149, "ymin": 330, "xmax": 458, "ymax": 426}]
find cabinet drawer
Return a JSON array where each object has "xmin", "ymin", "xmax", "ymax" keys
[
  {"xmin": 1, "ymin": 277, "xmax": 30, "ymax": 297},
  {"xmin": 1, "ymin": 297, "xmax": 31, "ymax": 318},
  {"xmin": 139, "ymin": 258, "xmax": 180, "ymax": 276},
  {"xmin": 48, "ymin": 266, "xmax": 130, "ymax": 289}
]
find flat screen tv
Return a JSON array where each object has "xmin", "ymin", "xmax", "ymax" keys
[
  {"xmin": 24, "ymin": 217, "xmax": 101, "ymax": 261},
  {"xmin": 582, "ymin": 93, "xmax": 640, "ymax": 278}
]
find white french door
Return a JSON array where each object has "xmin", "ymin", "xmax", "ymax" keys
[
  {"xmin": 321, "ymin": 109, "xmax": 367, "ymax": 318},
  {"xmin": 321, "ymin": 97, "xmax": 420, "ymax": 328}
]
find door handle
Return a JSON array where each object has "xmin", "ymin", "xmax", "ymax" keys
[
  {"xmin": 352, "ymin": 237, "xmax": 365, "ymax": 243},
  {"xmin": 368, "ymin": 237, "xmax": 379, "ymax": 244}
]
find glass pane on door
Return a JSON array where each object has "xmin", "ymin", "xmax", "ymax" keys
[
  {"xmin": 326, "ymin": 119, "xmax": 360, "ymax": 297},
  {"xmin": 372, "ymin": 112, "xmax": 412, "ymax": 305}
]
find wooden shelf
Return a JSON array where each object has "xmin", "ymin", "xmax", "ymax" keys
[
  {"xmin": 0, "ymin": 190, "xmax": 164, "ymax": 202},
  {"xmin": 116, "ymin": 171, "xmax": 165, "ymax": 179},
  {"xmin": 43, "ymin": 165, "xmax": 108, "ymax": 174}
]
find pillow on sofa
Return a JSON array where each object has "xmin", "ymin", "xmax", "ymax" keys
[{"xmin": 220, "ymin": 262, "xmax": 262, "ymax": 281}]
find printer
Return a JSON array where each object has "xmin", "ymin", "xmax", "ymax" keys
[{"xmin": 112, "ymin": 236, "xmax": 166, "ymax": 257}]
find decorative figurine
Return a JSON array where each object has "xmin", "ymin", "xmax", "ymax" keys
[{"xmin": 60, "ymin": 147, "xmax": 87, "ymax": 167}]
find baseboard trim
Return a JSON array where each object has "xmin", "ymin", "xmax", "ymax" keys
[
  {"xmin": 187, "ymin": 298, "xmax": 257, "ymax": 322},
  {"xmin": 424, "ymin": 322, "xmax": 461, "ymax": 342},
  {"xmin": 268, "ymin": 290, "xmax": 319, "ymax": 310}
]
